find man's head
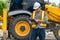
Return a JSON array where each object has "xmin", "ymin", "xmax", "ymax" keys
[{"xmin": 33, "ymin": 2, "xmax": 41, "ymax": 12}]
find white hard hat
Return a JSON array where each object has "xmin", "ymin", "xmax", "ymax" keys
[{"xmin": 33, "ymin": 2, "xmax": 41, "ymax": 9}]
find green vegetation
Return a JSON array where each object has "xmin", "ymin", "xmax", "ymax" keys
[
  {"xmin": 58, "ymin": 3, "xmax": 60, "ymax": 8},
  {"xmin": 51, "ymin": 2, "xmax": 57, "ymax": 7}
]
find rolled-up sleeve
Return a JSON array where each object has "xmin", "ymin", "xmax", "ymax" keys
[{"xmin": 44, "ymin": 13, "xmax": 48, "ymax": 23}]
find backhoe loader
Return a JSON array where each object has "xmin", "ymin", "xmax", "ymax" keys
[{"xmin": 0, "ymin": 0, "xmax": 44, "ymax": 40}]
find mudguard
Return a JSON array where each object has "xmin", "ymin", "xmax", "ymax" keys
[{"xmin": 8, "ymin": 10, "xmax": 32, "ymax": 16}]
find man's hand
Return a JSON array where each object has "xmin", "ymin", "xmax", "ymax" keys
[
  {"xmin": 38, "ymin": 20, "xmax": 43, "ymax": 22},
  {"xmin": 35, "ymin": 20, "xmax": 43, "ymax": 23}
]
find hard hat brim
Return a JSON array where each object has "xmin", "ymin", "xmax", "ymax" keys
[{"xmin": 33, "ymin": 6, "xmax": 40, "ymax": 9}]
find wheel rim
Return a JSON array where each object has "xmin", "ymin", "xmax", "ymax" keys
[
  {"xmin": 58, "ymin": 29, "xmax": 60, "ymax": 36},
  {"xmin": 15, "ymin": 21, "xmax": 30, "ymax": 36}
]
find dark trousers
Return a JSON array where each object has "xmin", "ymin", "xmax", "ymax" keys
[{"xmin": 31, "ymin": 28, "xmax": 45, "ymax": 40}]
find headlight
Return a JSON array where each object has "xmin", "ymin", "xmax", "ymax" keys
[{"xmin": 0, "ymin": 21, "xmax": 2, "ymax": 26}]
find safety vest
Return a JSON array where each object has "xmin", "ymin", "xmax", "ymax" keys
[{"xmin": 32, "ymin": 11, "xmax": 46, "ymax": 28}]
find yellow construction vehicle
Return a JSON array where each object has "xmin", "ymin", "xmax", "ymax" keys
[
  {"xmin": 45, "ymin": 4, "xmax": 60, "ymax": 40},
  {"xmin": 0, "ymin": 0, "xmax": 60, "ymax": 40}
]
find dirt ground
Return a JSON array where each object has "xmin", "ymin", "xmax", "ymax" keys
[
  {"xmin": 37, "ymin": 30, "xmax": 57, "ymax": 40},
  {"xmin": 0, "ymin": 30, "xmax": 57, "ymax": 40}
]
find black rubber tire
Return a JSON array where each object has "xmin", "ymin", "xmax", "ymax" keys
[
  {"xmin": 46, "ymin": 24, "xmax": 56, "ymax": 30},
  {"xmin": 53, "ymin": 26, "xmax": 60, "ymax": 40},
  {"xmin": 9, "ymin": 15, "xmax": 31, "ymax": 40}
]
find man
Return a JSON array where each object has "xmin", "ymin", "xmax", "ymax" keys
[{"xmin": 31, "ymin": 2, "xmax": 48, "ymax": 40}]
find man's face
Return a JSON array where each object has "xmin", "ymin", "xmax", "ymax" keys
[{"xmin": 35, "ymin": 7, "xmax": 41, "ymax": 13}]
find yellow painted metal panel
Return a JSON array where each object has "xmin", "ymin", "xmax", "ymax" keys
[
  {"xmin": 2, "ymin": 9, "xmax": 7, "ymax": 32},
  {"xmin": 45, "ymin": 5, "xmax": 60, "ymax": 22}
]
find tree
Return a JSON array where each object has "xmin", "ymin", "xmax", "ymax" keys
[
  {"xmin": 58, "ymin": 3, "xmax": 60, "ymax": 8},
  {"xmin": 51, "ymin": 2, "xmax": 57, "ymax": 7}
]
